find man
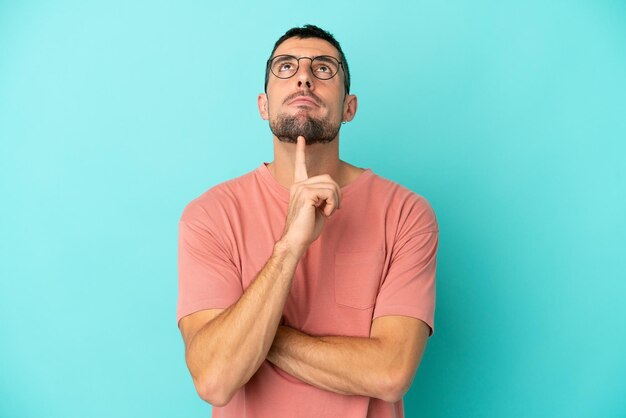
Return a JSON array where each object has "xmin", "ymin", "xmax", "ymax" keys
[{"xmin": 177, "ymin": 24, "xmax": 438, "ymax": 417}]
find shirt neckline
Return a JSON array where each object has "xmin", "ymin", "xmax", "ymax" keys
[{"xmin": 256, "ymin": 162, "xmax": 374, "ymax": 203}]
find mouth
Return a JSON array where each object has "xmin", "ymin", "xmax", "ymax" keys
[
  {"xmin": 284, "ymin": 91, "xmax": 322, "ymax": 108},
  {"xmin": 288, "ymin": 97, "xmax": 319, "ymax": 107}
]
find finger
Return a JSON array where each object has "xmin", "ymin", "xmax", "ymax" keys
[
  {"xmin": 299, "ymin": 176, "xmax": 342, "ymax": 208},
  {"xmin": 303, "ymin": 186, "xmax": 340, "ymax": 216},
  {"xmin": 294, "ymin": 136, "xmax": 308, "ymax": 183},
  {"xmin": 315, "ymin": 186, "xmax": 341, "ymax": 212}
]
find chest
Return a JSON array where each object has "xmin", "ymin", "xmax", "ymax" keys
[{"xmin": 236, "ymin": 203, "xmax": 390, "ymax": 337}]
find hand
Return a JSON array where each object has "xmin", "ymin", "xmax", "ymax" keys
[{"xmin": 279, "ymin": 136, "xmax": 342, "ymax": 258}]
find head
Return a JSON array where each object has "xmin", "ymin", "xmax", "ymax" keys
[{"xmin": 258, "ymin": 24, "xmax": 357, "ymax": 145}]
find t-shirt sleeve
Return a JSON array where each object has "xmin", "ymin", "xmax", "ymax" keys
[
  {"xmin": 372, "ymin": 196, "xmax": 439, "ymax": 336},
  {"xmin": 176, "ymin": 199, "xmax": 243, "ymax": 327}
]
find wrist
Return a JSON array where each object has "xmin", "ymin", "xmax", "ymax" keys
[{"xmin": 274, "ymin": 237, "xmax": 305, "ymax": 260}]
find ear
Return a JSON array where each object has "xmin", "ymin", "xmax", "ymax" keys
[
  {"xmin": 342, "ymin": 94, "xmax": 358, "ymax": 122},
  {"xmin": 258, "ymin": 93, "xmax": 269, "ymax": 120}
]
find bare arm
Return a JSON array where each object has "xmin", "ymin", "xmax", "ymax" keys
[
  {"xmin": 266, "ymin": 316, "xmax": 431, "ymax": 403},
  {"xmin": 180, "ymin": 240, "xmax": 299, "ymax": 406},
  {"xmin": 179, "ymin": 136, "xmax": 343, "ymax": 406}
]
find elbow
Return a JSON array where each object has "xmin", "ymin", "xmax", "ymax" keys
[
  {"xmin": 377, "ymin": 369, "xmax": 413, "ymax": 403},
  {"xmin": 186, "ymin": 350, "xmax": 239, "ymax": 406},
  {"xmin": 195, "ymin": 375, "xmax": 236, "ymax": 407}
]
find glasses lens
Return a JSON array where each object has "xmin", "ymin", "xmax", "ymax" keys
[
  {"xmin": 271, "ymin": 56, "xmax": 298, "ymax": 79},
  {"xmin": 311, "ymin": 56, "xmax": 339, "ymax": 80}
]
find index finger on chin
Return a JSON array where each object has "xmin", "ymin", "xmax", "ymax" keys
[{"xmin": 294, "ymin": 136, "xmax": 308, "ymax": 182}]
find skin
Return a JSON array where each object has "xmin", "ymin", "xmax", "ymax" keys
[
  {"xmin": 258, "ymin": 37, "xmax": 362, "ymax": 188},
  {"xmin": 178, "ymin": 37, "xmax": 431, "ymax": 407}
]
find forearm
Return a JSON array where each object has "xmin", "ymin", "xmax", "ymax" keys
[
  {"xmin": 186, "ymin": 241, "xmax": 299, "ymax": 402},
  {"xmin": 267, "ymin": 326, "xmax": 403, "ymax": 402}
]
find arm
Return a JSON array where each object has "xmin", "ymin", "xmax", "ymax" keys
[
  {"xmin": 266, "ymin": 148, "xmax": 437, "ymax": 402},
  {"xmin": 267, "ymin": 315, "xmax": 431, "ymax": 403},
  {"xmin": 179, "ymin": 136, "xmax": 343, "ymax": 406},
  {"xmin": 180, "ymin": 240, "xmax": 299, "ymax": 406},
  {"xmin": 267, "ymin": 197, "xmax": 439, "ymax": 402}
]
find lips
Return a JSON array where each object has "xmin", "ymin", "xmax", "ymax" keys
[{"xmin": 288, "ymin": 97, "xmax": 319, "ymax": 107}]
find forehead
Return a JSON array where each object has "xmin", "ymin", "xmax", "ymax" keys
[{"xmin": 273, "ymin": 37, "xmax": 340, "ymax": 59}]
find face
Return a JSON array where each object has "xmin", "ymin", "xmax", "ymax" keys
[{"xmin": 258, "ymin": 37, "xmax": 357, "ymax": 145}]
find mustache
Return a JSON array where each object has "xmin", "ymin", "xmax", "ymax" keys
[{"xmin": 283, "ymin": 91, "xmax": 322, "ymax": 106}]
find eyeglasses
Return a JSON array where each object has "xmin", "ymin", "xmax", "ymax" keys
[{"xmin": 267, "ymin": 55, "xmax": 343, "ymax": 81}]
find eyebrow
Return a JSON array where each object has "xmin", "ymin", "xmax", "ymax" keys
[
  {"xmin": 272, "ymin": 55, "xmax": 294, "ymax": 63},
  {"xmin": 313, "ymin": 55, "xmax": 338, "ymax": 63},
  {"xmin": 271, "ymin": 54, "xmax": 340, "ymax": 62}
]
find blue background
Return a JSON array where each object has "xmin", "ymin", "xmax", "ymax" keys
[{"xmin": 1, "ymin": 1, "xmax": 625, "ymax": 417}]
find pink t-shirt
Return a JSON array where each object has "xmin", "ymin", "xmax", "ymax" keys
[{"xmin": 177, "ymin": 162, "xmax": 438, "ymax": 418}]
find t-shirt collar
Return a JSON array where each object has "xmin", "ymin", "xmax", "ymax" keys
[{"xmin": 256, "ymin": 162, "xmax": 373, "ymax": 204}]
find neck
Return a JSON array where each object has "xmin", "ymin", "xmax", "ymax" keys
[{"xmin": 267, "ymin": 136, "xmax": 345, "ymax": 188}]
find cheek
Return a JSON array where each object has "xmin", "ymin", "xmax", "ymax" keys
[
  {"xmin": 268, "ymin": 91, "xmax": 288, "ymax": 110},
  {"xmin": 329, "ymin": 104, "xmax": 344, "ymax": 120},
  {"xmin": 265, "ymin": 97, "xmax": 279, "ymax": 115}
]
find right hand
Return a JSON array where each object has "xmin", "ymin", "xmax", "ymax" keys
[{"xmin": 279, "ymin": 136, "xmax": 342, "ymax": 258}]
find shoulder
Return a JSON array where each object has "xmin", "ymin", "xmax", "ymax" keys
[
  {"xmin": 367, "ymin": 172, "xmax": 438, "ymax": 234},
  {"xmin": 180, "ymin": 167, "xmax": 259, "ymax": 224}
]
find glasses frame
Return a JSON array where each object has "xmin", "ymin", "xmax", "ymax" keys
[{"xmin": 267, "ymin": 54, "xmax": 345, "ymax": 86}]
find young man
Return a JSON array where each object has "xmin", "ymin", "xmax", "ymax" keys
[{"xmin": 177, "ymin": 24, "xmax": 438, "ymax": 418}]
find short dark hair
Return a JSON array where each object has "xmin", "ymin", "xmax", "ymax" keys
[{"xmin": 264, "ymin": 24, "xmax": 351, "ymax": 94}]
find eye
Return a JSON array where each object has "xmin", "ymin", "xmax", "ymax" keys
[
  {"xmin": 316, "ymin": 65, "xmax": 330, "ymax": 73},
  {"xmin": 279, "ymin": 63, "xmax": 293, "ymax": 72}
]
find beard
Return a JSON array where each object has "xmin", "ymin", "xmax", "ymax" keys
[{"xmin": 269, "ymin": 110, "xmax": 340, "ymax": 145}]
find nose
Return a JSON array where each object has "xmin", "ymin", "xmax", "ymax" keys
[
  {"xmin": 295, "ymin": 58, "xmax": 315, "ymax": 91},
  {"xmin": 298, "ymin": 79, "xmax": 312, "ymax": 89}
]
